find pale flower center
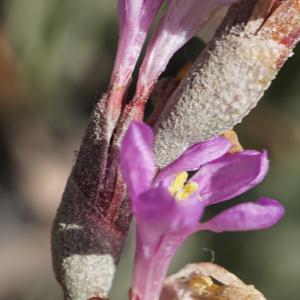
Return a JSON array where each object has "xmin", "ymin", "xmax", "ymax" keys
[{"xmin": 169, "ymin": 130, "xmax": 242, "ymax": 202}]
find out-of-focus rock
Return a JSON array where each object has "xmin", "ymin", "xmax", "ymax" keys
[{"xmin": 160, "ymin": 263, "xmax": 266, "ymax": 300}]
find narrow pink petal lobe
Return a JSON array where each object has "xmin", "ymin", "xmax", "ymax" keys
[
  {"xmin": 192, "ymin": 150, "xmax": 269, "ymax": 206},
  {"xmin": 120, "ymin": 122, "xmax": 156, "ymax": 198},
  {"xmin": 156, "ymin": 136, "xmax": 231, "ymax": 183},
  {"xmin": 202, "ymin": 198, "xmax": 285, "ymax": 232},
  {"xmin": 113, "ymin": 0, "xmax": 163, "ymax": 87}
]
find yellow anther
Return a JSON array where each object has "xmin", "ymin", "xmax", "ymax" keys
[
  {"xmin": 223, "ymin": 130, "xmax": 243, "ymax": 154},
  {"xmin": 177, "ymin": 182, "xmax": 198, "ymax": 201},
  {"xmin": 189, "ymin": 275, "xmax": 214, "ymax": 289},
  {"xmin": 189, "ymin": 275, "xmax": 220, "ymax": 295},
  {"xmin": 169, "ymin": 171, "xmax": 188, "ymax": 196},
  {"xmin": 169, "ymin": 172, "xmax": 199, "ymax": 201}
]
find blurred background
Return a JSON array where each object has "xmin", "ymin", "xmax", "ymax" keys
[{"xmin": 0, "ymin": 1, "xmax": 299, "ymax": 299}]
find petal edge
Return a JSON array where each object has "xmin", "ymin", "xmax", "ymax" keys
[
  {"xmin": 120, "ymin": 122, "xmax": 156, "ymax": 198},
  {"xmin": 202, "ymin": 197, "xmax": 285, "ymax": 233}
]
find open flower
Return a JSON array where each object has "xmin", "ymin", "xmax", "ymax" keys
[{"xmin": 120, "ymin": 122, "xmax": 284, "ymax": 300}]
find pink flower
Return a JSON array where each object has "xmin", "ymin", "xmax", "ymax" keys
[
  {"xmin": 120, "ymin": 122, "xmax": 284, "ymax": 300},
  {"xmin": 112, "ymin": 0, "xmax": 163, "ymax": 88},
  {"xmin": 107, "ymin": 0, "xmax": 163, "ymax": 125}
]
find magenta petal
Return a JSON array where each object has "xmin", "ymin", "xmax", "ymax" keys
[
  {"xmin": 192, "ymin": 150, "xmax": 269, "ymax": 206},
  {"xmin": 112, "ymin": 0, "xmax": 163, "ymax": 87},
  {"xmin": 202, "ymin": 198, "xmax": 285, "ymax": 232},
  {"xmin": 156, "ymin": 136, "xmax": 231, "ymax": 183},
  {"xmin": 120, "ymin": 122, "xmax": 156, "ymax": 198},
  {"xmin": 132, "ymin": 186, "xmax": 204, "ymax": 300},
  {"xmin": 132, "ymin": 230, "xmax": 184, "ymax": 300},
  {"xmin": 134, "ymin": 186, "xmax": 204, "ymax": 245}
]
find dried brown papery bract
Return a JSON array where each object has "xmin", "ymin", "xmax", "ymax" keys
[{"xmin": 160, "ymin": 263, "xmax": 266, "ymax": 300}]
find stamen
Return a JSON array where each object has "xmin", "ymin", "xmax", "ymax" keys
[
  {"xmin": 188, "ymin": 275, "xmax": 220, "ymax": 296},
  {"xmin": 223, "ymin": 130, "xmax": 243, "ymax": 153},
  {"xmin": 169, "ymin": 172, "xmax": 188, "ymax": 195},
  {"xmin": 189, "ymin": 275, "xmax": 214, "ymax": 289},
  {"xmin": 177, "ymin": 182, "xmax": 198, "ymax": 201}
]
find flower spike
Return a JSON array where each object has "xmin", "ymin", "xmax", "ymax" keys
[{"xmin": 52, "ymin": 2, "xmax": 296, "ymax": 299}]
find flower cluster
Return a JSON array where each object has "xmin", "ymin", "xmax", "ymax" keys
[
  {"xmin": 52, "ymin": 1, "xmax": 299, "ymax": 299},
  {"xmin": 120, "ymin": 122, "xmax": 284, "ymax": 300}
]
